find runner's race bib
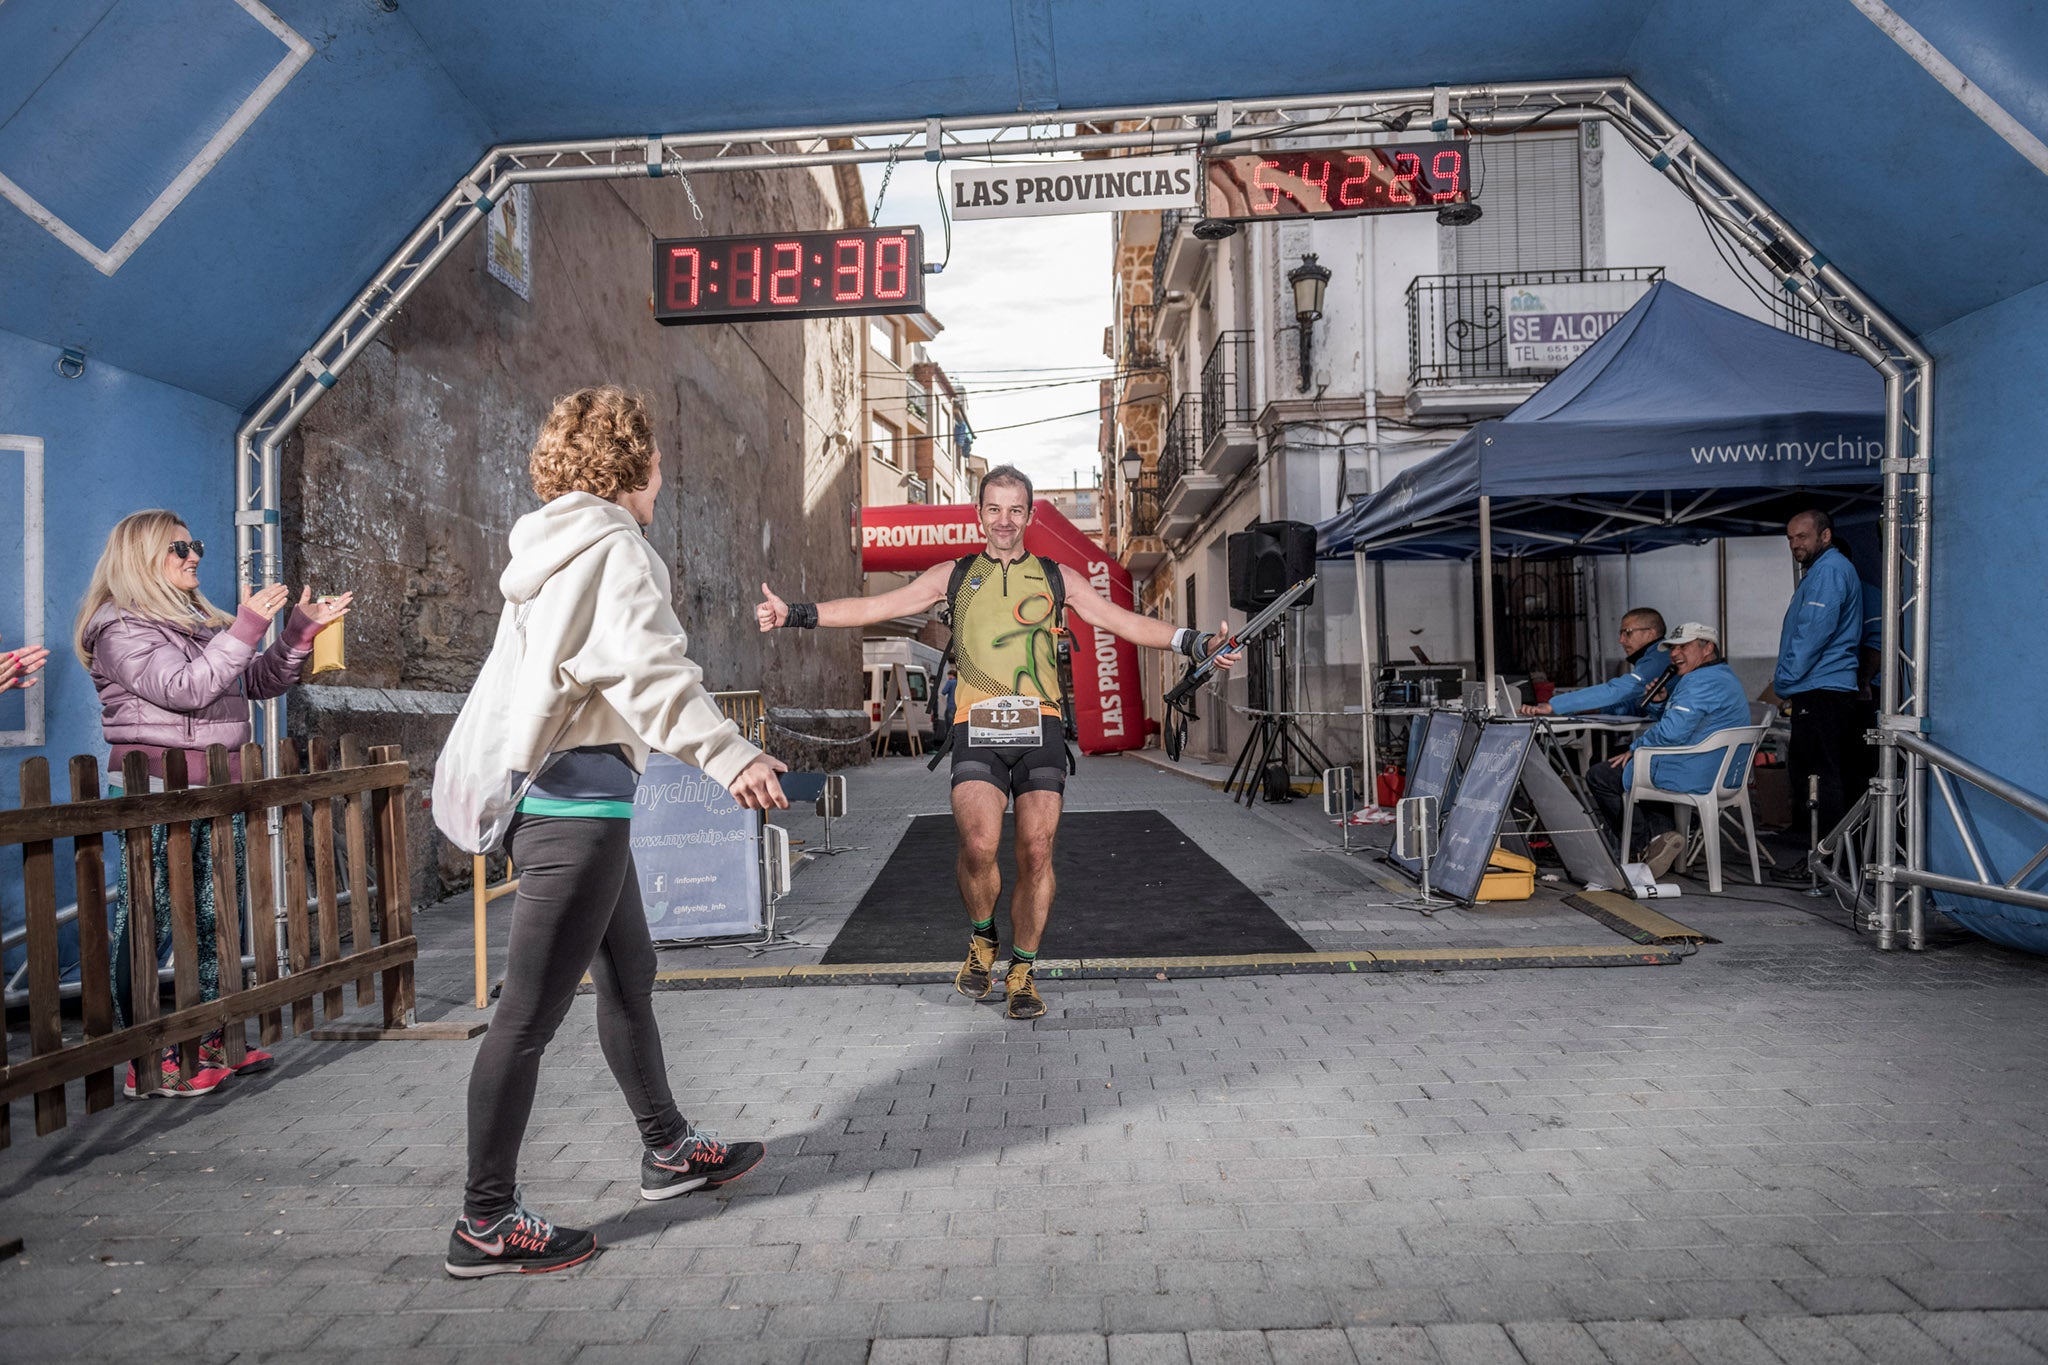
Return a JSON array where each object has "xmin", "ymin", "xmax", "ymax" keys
[{"xmin": 967, "ymin": 696, "xmax": 1041, "ymax": 748}]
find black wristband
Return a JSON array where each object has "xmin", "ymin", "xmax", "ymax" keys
[
  {"xmin": 784, "ymin": 602, "xmax": 818, "ymax": 629},
  {"xmin": 1181, "ymin": 630, "xmax": 1214, "ymax": 660}
]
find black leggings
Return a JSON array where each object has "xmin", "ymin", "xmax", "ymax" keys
[{"xmin": 464, "ymin": 814, "xmax": 686, "ymax": 1220}]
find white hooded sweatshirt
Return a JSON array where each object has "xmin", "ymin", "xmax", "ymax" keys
[{"xmin": 492, "ymin": 492, "xmax": 761, "ymax": 792}]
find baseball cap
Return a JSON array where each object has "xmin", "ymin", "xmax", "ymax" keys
[{"xmin": 1663, "ymin": 622, "xmax": 1720, "ymax": 646}]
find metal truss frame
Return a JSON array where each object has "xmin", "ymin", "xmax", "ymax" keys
[{"xmin": 235, "ymin": 77, "xmax": 1942, "ymax": 948}]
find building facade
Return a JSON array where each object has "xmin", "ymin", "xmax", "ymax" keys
[
  {"xmin": 288, "ymin": 164, "xmax": 870, "ymax": 899},
  {"xmin": 1103, "ymin": 122, "xmax": 1818, "ymax": 771},
  {"xmin": 860, "ymin": 311, "xmax": 978, "ymax": 646}
]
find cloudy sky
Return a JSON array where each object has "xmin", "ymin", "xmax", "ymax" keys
[{"xmin": 862, "ymin": 163, "xmax": 1115, "ymax": 495}]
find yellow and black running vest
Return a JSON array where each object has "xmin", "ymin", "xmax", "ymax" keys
[{"xmin": 946, "ymin": 552, "xmax": 1066, "ymax": 722}]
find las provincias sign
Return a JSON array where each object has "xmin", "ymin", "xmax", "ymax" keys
[{"xmin": 949, "ymin": 154, "xmax": 1196, "ymax": 220}]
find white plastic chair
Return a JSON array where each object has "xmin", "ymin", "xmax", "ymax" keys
[{"xmin": 1620, "ymin": 723, "xmax": 1770, "ymax": 893}]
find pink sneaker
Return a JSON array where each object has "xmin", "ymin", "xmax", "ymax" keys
[
  {"xmin": 124, "ymin": 1053, "xmax": 232, "ymax": 1098},
  {"xmin": 200, "ymin": 1031, "xmax": 275, "ymax": 1073}
]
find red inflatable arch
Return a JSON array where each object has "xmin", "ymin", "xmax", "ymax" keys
[{"xmin": 860, "ymin": 501, "xmax": 1145, "ymax": 755}]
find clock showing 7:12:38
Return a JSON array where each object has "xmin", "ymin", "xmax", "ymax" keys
[{"xmin": 651, "ymin": 226, "xmax": 925, "ymax": 325}]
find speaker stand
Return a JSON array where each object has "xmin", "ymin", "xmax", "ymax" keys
[{"xmin": 1222, "ymin": 626, "xmax": 1337, "ymax": 809}]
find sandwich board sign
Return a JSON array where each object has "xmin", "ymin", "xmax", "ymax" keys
[{"xmin": 632, "ymin": 754, "xmax": 764, "ymax": 943}]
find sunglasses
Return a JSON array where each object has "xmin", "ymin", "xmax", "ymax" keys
[{"xmin": 168, "ymin": 539, "xmax": 205, "ymax": 560}]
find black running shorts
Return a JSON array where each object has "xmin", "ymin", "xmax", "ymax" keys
[{"xmin": 950, "ymin": 715, "xmax": 1068, "ymax": 799}]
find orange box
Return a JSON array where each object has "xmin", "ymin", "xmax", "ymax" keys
[{"xmin": 1477, "ymin": 847, "xmax": 1536, "ymax": 901}]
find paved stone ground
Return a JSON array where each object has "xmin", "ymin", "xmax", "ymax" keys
[{"xmin": 4, "ymin": 755, "xmax": 2048, "ymax": 1363}]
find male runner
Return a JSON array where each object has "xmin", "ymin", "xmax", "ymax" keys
[{"xmin": 757, "ymin": 464, "xmax": 1240, "ymax": 1019}]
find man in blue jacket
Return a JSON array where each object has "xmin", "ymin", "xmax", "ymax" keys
[
  {"xmin": 1585, "ymin": 623, "xmax": 1752, "ymax": 878},
  {"xmin": 1772, "ymin": 509, "xmax": 1871, "ymax": 851},
  {"xmin": 1522, "ymin": 608, "xmax": 1673, "ymax": 718}
]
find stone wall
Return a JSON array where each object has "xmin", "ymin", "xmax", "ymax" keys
[{"xmin": 284, "ymin": 166, "xmax": 870, "ymax": 902}]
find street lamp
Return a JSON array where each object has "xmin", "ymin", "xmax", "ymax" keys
[
  {"xmin": 1120, "ymin": 446, "xmax": 1144, "ymax": 486},
  {"xmin": 1287, "ymin": 252, "xmax": 1332, "ymax": 392}
]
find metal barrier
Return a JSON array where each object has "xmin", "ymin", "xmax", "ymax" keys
[
  {"xmin": 712, "ymin": 690, "xmax": 767, "ymax": 745},
  {"xmin": 0, "ymin": 738, "xmax": 425, "ymax": 1147}
]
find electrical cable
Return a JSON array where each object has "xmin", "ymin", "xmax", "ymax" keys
[
  {"xmin": 1470, "ymin": 101, "xmax": 1595, "ymax": 140},
  {"xmin": 936, "ymin": 397, "xmax": 1151, "ymax": 436},
  {"xmin": 859, "ymin": 370, "xmax": 1137, "ymax": 395},
  {"xmin": 1691, "ymin": 196, "xmax": 1791, "ymax": 320},
  {"xmin": 932, "ymin": 159, "xmax": 952, "ymax": 272},
  {"xmin": 949, "ymin": 363, "xmax": 1124, "ymax": 375}
]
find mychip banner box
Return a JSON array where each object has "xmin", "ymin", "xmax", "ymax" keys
[{"xmin": 632, "ymin": 754, "xmax": 765, "ymax": 943}]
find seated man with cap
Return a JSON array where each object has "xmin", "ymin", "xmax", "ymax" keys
[
  {"xmin": 1583, "ymin": 622, "xmax": 1752, "ymax": 879},
  {"xmin": 1522, "ymin": 608, "xmax": 1673, "ymax": 719}
]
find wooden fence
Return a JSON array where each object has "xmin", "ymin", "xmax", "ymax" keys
[{"xmin": 0, "ymin": 737, "xmax": 423, "ymax": 1148}]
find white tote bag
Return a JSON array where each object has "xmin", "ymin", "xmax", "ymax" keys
[{"xmin": 432, "ymin": 604, "xmax": 587, "ymax": 855}]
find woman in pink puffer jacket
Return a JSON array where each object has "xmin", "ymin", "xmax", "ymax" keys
[{"xmin": 73, "ymin": 509, "xmax": 351, "ymax": 1098}]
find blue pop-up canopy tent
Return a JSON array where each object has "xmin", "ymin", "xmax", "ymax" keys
[
  {"xmin": 1318, "ymin": 278, "xmax": 1885, "ymax": 767},
  {"xmin": 1318, "ymin": 281, "xmax": 1885, "ymax": 562}
]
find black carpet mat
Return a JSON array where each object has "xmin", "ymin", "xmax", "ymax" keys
[{"xmin": 820, "ymin": 808, "xmax": 1313, "ymax": 964}]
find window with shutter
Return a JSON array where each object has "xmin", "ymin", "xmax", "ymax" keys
[{"xmin": 1449, "ymin": 134, "xmax": 1585, "ymax": 273}]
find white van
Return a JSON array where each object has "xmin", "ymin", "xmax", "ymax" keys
[{"xmin": 862, "ymin": 636, "xmax": 944, "ymax": 749}]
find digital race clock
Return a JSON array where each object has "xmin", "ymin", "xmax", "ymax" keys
[
  {"xmin": 652, "ymin": 226, "xmax": 924, "ymax": 325},
  {"xmin": 1202, "ymin": 142, "xmax": 1468, "ymax": 221}
]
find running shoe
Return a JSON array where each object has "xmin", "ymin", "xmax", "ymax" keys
[
  {"xmin": 955, "ymin": 933, "xmax": 998, "ymax": 999},
  {"xmin": 123, "ymin": 1052, "xmax": 232, "ymax": 1099},
  {"xmin": 443, "ymin": 1200, "xmax": 595, "ymax": 1278},
  {"xmin": 1004, "ymin": 962, "xmax": 1046, "ymax": 1020},
  {"xmin": 640, "ymin": 1127, "xmax": 766, "ymax": 1201},
  {"xmin": 199, "ymin": 1030, "xmax": 276, "ymax": 1074}
]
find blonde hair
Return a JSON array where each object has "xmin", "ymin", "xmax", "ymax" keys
[
  {"xmin": 73, "ymin": 510, "xmax": 233, "ymax": 667},
  {"xmin": 528, "ymin": 385, "xmax": 657, "ymax": 503}
]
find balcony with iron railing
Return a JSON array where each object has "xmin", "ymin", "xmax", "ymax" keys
[
  {"xmin": 1153, "ymin": 208, "xmax": 1184, "ymax": 296},
  {"xmin": 1199, "ymin": 330, "xmax": 1256, "ymax": 477},
  {"xmin": 1157, "ymin": 393, "xmax": 1194, "ymax": 491},
  {"xmin": 1405, "ymin": 266, "xmax": 1664, "ymax": 418},
  {"xmin": 1120, "ymin": 479, "xmax": 1166, "ymax": 576},
  {"xmin": 1156, "ymin": 392, "xmax": 1223, "ymax": 540},
  {"xmin": 1121, "ymin": 302, "xmax": 1167, "ymax": 404},
  {"xmin": 1153, "ymin": 207, "xmax": 1206, "ymax": 299},
  {"xmin": 1769, "ymin": 290, "xmax": 1859, "ymax": 353},
  {"xmin": 1124, "ymin": 303, "xmax": 1163, "ymax": 371},
  {"xmin": 1126, "ymin": 483, "xmax": 1162, "ymax": 538}
]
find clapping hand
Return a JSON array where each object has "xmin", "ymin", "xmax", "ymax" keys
[
  {"xmin": 299, "ymin": 587, "xmax": 354, "ymax": 627},
  {"xmin": 241, "ymin": 582, "xmax": 293, "ymax": 621},
  {"xmin": 242, "ymin": 584, "xmax": 353, "ymax": 628},
  {"xmin": 0, "ymin": 635, "xmax": 49, "ymax": 694},
  {"xmin": 755, "ymin": 582, "xmax": 788, "ymax": 632}
]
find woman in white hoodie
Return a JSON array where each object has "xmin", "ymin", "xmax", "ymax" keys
[{"xmin": 446, "ymin": 386, "xmax": 788, "ymax": 1280}]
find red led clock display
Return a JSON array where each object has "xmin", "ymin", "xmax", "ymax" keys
[
  {"xmin": 1203, "ymin": 143, "xmax": 1468, "ymax": 220},
  {"xmin": 652, "ymin": 226, "xmax": 925, "ymax": 325}
]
